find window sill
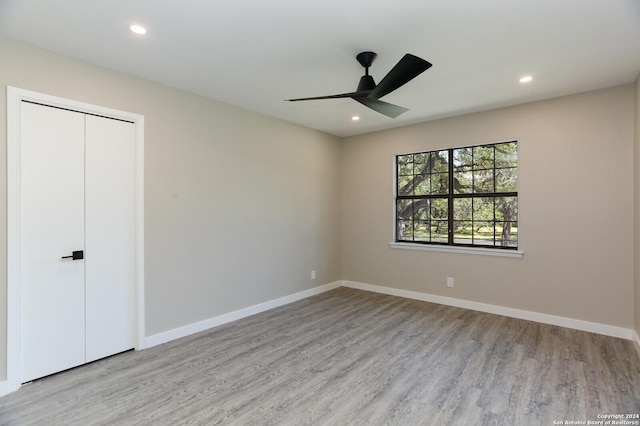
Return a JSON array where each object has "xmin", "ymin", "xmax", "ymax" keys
[{"xmin": 389, "ymin": 242, "xmax": 524, "ymax": 258}]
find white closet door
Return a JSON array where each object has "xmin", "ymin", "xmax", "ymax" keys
[
  {"xmin": 20, "ymin": 102, "xmax": 136, "ymax": 382},
  {"xmin": 20, "ymin": 102, "xmax": 86, "ymax": 382},
  {"xmin": 85, "ymin": 115, "xmax": 135, "ymax": 362}
]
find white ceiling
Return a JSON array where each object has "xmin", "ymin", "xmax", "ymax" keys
[{"xmin": 1, "ymin": 0, "xmax": 639, "ymax": 137}]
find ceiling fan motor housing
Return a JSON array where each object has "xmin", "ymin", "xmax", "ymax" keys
[{"xmin": 357, "ymin": 75, "xmax": 376, "ymax": 92}]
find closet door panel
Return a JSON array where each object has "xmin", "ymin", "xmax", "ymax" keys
[
  {"xmin": 84, "ymin": 115, "xmax": 136, "ymax": 362},
  {"xmin": 20, "ymin": 102, "xmax": 86, "ymax": 382}
]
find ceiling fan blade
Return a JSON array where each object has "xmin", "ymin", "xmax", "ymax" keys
[
  {"xmin": 369, "ymin": 54, "xmax": 432, "ymax": 100},
  {"xmin": 353, "ymin": 97, "xmax": 409, "ymax": 118},
  {"xmin": 287, "ymin": 90, "xmax": 371, "ymax": 102}
]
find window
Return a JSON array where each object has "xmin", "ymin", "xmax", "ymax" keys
[{"xmin": 396, "ymin": 141, "xmax": 517, "ymax": 249}]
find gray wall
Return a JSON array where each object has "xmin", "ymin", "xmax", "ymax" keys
[
  {"xmin": 0, "ymin": 37, "xmax": 343, "ymax": 379},
  {"xmin": 341, "ymin": 85, "xmax": 635, "ymax": 329}
]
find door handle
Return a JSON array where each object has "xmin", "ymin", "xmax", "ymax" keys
[{"xmin": 61, "ymin": 250, "xmax": 84, "ymax": 260}]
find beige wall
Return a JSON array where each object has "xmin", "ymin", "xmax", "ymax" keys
[
  {"xmin": 342, "ymin": 85, "xmax": 635, "ymax": 328},
  {"xmin": 0, "ymin": 38, "xmax": 343, "ymax": 379},
  {"xmin": 635, "ymin": 73, "xmax": 640, "ymax": 337}
]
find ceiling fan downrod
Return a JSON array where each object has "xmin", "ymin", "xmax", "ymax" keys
[{"xmin": 356, "ymin": 51, "xmax": 377, "ymax": 92}]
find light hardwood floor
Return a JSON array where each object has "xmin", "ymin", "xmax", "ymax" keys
[{"xmin": 1, "ymin": 287, "xmax": 639, "ymax": 425}]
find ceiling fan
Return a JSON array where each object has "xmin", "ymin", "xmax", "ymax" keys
[{"xmin": 287, "ymin": 51, "xmax": 432, "ymax": 118}]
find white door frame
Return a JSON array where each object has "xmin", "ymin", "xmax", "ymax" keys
[{"xmin": 4, "ymin": 86, "xmax": 146, "ymax": 394}]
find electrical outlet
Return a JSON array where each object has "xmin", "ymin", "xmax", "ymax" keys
[
  {"xmin": 446, "ymin": 277, "xmax": 454, "ymax": 288},
  {"xmin": 311, "ymin": 270, "xmax": 316, "ymax": 280}
]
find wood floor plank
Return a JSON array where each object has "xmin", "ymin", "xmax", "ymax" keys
[{"xmin": 1, "ymin": 287, "xmax": 638, "ymax": 425}]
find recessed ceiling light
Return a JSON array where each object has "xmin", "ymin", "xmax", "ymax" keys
[
  {"xmin": 129, "ymin": 24, "xmax": 147, "ymax": 35},
  {"xmin": 519, "ymin": 75, "xmax": 533, "ymax": 83},
  {"xmin": 352, "ymin": 116, "xmax": 360, "ymax": 121}
]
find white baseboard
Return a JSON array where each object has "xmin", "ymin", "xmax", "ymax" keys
[
  {"xmin": 342, "ymin": 281, "xmax": 635, "ymax": 341},
  {"xmin": 146, "ymin": 279, "xmax": 636, "ymax": 351},
  {"xmin": 633, "ymin": 331, "xmax": 640, "ymax": 359},
  {"xmin": 0, "ymin": 380, "xmax": 9, "ymax": 398},
  {"xmin": 145, "ymin": 281, "xmax": 341, "ymax": 348}
]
